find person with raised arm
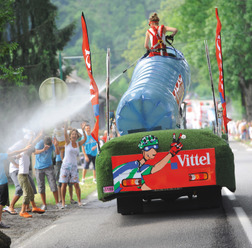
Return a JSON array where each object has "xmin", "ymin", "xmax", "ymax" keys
[
  {"xmin": 59, "ymin": 121, "xmax": 87, "ymax": 209},
  {"xmin": 0, "ymin": 144, "xmax": 32, "ymax": 227}
]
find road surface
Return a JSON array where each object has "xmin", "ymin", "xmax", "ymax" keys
[{"xmin": 11, "ymin": 141, "xmax": 252, "ymax": 248}]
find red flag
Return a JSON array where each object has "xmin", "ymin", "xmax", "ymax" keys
[
  {"xmin": 215, "ymin": 8, "xmax": 229, "ymax": 133},
  {"xmin": 81, "ymin": 12, "xmax": 99, "ymax": 142}
]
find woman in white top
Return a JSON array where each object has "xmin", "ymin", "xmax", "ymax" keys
[{"xmin": 59, "ymin": 122, "xmax": 87, "ymax": 208}]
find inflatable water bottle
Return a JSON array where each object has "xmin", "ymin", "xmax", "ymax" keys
[{"xmin": 116, "ymin": 48, "xmax": 191, "ymax": 136}]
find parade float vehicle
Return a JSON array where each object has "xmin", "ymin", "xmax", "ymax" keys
[{"xmin": 95, "ymin": 45, "xmax": 235, "ymax": 215}]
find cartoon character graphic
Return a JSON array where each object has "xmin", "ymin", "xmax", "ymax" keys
[{"xmin": 113, "ymin": 133, "xmax": 183, "ymax": 192}]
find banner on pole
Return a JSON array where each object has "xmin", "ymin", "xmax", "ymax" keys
[
  {"xmin": 215, "ymin": 8, "xmax": 230, "ymax": 133},
  {"xmin": 81, "ymin": 12, "xmax": 99, "ymax": 142}
]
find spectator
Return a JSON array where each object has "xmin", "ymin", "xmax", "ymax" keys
[
  {"xmin": 0, "ymin": 145, "xmax": 32, "ymax": 228},
  {"xmin": 53, "ymin": 123, "xmax": 66, "ymax": 161},
  {"xmin": 80, "ymin": 124, "xmax": 98, "ymax": 184},
  {"xmin": 101, "ymin": 130, "xmax": 108, "ymax": 144},
  {"xmin": 6, "ymin": 130, "xmax": 38, "ymax": 215},
  {"xmin": 59, "ymin": 122, "xmax": 87, "ymax": 208},
  {"xmin": 34, "ymin": 136, "xmax": 61, "ymax": 210},
  {"xmin": 248, "ymin": 121, "xmax": 252, "ymax": 144},
  {"xmin": 18, "ymin": 130, "xmax": 45, "ymax": 218},
  {"xmin": 239, "ymin": 120, "xmax": 247, "ymax": 140},
  {"xmin": 54, "ymin": 152, "xmax": 77, "ymax": 204}
]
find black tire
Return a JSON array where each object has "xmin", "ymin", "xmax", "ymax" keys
[
  {"xmin": 197, "ymin": 186, "xmax": 222, "ymax": 208},
  {"xmin": 117, "ymin": 196, "xmax": 143, "ymax": 215}
]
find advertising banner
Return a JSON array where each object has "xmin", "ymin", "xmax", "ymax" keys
[{"xmin": 112, "ymin": 148, "xmax": 216, "ymax": 193}]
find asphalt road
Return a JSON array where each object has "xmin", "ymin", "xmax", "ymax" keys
[{"xmin": 11, "ymin": 140, "xmax": 252, "ymax": 248}]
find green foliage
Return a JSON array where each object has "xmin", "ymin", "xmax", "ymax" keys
[
  {"xmin": 0, "ymin": 0, "xmax": 26, "ymax": 85},
  {"xmin": 157, "ymin": 0, "xmax": 252, "ymax": 120},
  {"xmin": 2, "ymin": 0, "xmax": 251, "ymax": 121},
  {"xmin": 75, "ymin": 44, "xmax": 106, "ymax": 79},
  {"xmin": 1, "ymin": 0, "xmax": 76, "ymax": 88},
  {"xmin": 0, "ymin": 65, "xmax": 26, "ymax": 86},
  {"xmin": 50, "ymin": 0, "xmax": 164, "ymax": 109},
  {"xmin": 8, "ymin": 170, "xmax": 96, "ymax": 207},
  {"xmin": 0, "ymin": 0, "xmax": 15, "ymax": 30},
  {"xmin": 51, "ymin": 0, "xmax": 162, "ymax": 73}
]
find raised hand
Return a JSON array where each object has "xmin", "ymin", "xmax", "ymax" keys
[
  {"xmin": 81, "ymin": 121, "xmax": 86, "ymax": 130},
  {"xmin": 169, "ymin": 133, "xmax": 183, "ymax": 157},
  {"xmin": 52, "ymin": 137, "xmax": 59, "ymax": 146}
]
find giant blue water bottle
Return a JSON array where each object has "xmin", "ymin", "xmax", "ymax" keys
[{"xmin": 116, "ymin": 48, "xmax": 191, "ymax": 136}]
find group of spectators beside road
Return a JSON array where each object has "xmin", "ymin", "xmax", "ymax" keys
[
  {"xmin": 0, "ymin": 121, "xmax": 99, "ymax": 229},
  {"xmin": 228, "ymin": 119, "xmax": 252, "ymax": 143}
]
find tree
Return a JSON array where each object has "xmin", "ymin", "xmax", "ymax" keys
[
  {"xmin": 0, "ymin": 0, "xmax": 26, "ymax": 85},
  {"xmin": 1, "ymin": 0, "xmax": 75, "ymax": 88},
  {"xmin": 218, "ymin": 0, "xmax": 252, "ymax": 121},
  {"xmin": 160, "ymin": 0, "xmax": 252, "ymax": 121}
]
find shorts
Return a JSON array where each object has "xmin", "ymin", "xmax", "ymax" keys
[
  {"xmin": 55, "ymin": 161, "xmax": 72, "ymax": 187},
  {"xmin": 54, "ymin": 161, "xmax": 62, "ymax": 185},
  {"xmin": 58, "ymin": 141, "xmax": 65, "ymax": 152},
  {"xmin": 59, "ymin": 163, "xmax": 79, "ymax": 184},
  {"xmin": 35, "ymin": 166, "xmax": 57, "ymax": 194},
  {"xmin": 18, "ymin": 174, "xmax": 34, "ymax": 205},
  {"xmin": 0, "ymin": 183, "xmax": 9, "ymax": 206},
  {"xmin": 10, "ymin": 170, "xmax": 37, "ymax": 196},
  {"xmin": 83, "ymin": 155, "xmax": 96, "ymax": 170}
]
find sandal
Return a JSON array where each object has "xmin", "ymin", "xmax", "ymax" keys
[
  {"xmin": 32, "ymin": 207, "xmax": 45, "ymax": 214},
  {"xmin": 5, "ymin": 208, "xmax": 18, "ymax": 215},
  {"xmin": 19, "ymin": 212, "xmax": 32, "ymax": 218},
  {"xmin": 78, "ymin": 202, "xmax": 87, "ymax": 207},
  {"xmin": 70, "ymin": 199, "xmax": 77, "ymax": 204}
]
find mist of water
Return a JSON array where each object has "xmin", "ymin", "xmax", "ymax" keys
[
  {"xmin": 1, "ymin": 81, "xmax": 98, "ymax": 151},
  {"xmin": 1, "ymin": 70, "xmax": 128, "ymax": 152}
]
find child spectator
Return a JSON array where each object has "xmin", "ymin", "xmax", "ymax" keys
[
  {"xmin": 18, "ymin": 130, "xmax": 46, "ymax": 218},
  {"xmin": 0, "ymin": 145, "xmax": 32, "ymax": 228},
  {"xmin": 7, "ymin": 130, "xmax": 38, "ymax": 215}
]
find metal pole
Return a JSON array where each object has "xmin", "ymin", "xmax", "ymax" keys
[
  {"xmin": 106, "ymin": 48, "xmax": 110, "ymax": 141},
  {"xmin": 51, "ymin": 77, "xmax": 56, "ymax": 103},
  {"xmin": 59, "ymin": 52, "xmax": 63, "ymax": 80},
  {"xmin": 204, "ymin": 40, "xmax": 219, "ymax": 135}
]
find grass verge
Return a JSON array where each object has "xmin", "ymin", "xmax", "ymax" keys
[{"xmin": 8, "ymin": 170, "xmax": 97, "ymax": 208}]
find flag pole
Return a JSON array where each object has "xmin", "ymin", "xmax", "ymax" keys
[
  {"xmin": 81, "ymin": 12, "xmax": 101, "ymax": 150},
  {"xmin": 106, "ymin": 48, "xmax": 110, "ymax": 141},
  {"xmin": 204, "ymin": 40, "xmax": 219, "ymax": 135},
  {"xmin": 215, "ymin": 7, "xmax": 229, "ymax": 135},
  {"xmin": 217, "ymin": 8, "xmax": 228, "ymax": 136},
  {"xmin": 215, "ymin": 8, "xmax": 226, "ymax": 101}
]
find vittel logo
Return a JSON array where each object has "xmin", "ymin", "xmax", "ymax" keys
[{"xmin": 177, "ymin": 153, "xmax": 211, "ymax": 167}]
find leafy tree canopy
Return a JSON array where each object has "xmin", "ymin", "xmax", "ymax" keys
[
  {"xmin": 1, "ymin": 0, "xmax": 76, "ymax": 88},
  {"xmin": 0, "ymin": 0, "xmax": 26, "ymax": 86}
]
